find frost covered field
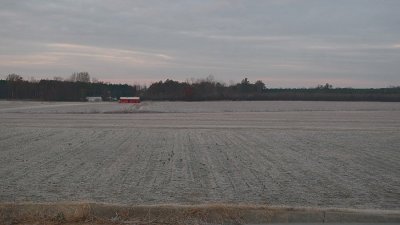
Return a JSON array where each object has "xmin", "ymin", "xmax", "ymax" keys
[{"xmin": 0, "ymin": 100, "xmax": 399, "ymax": 209}]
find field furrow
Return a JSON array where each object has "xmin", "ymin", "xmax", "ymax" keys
[{"xmin": 0, "ymin": 101, "xmax": 399, "ymax": 209}]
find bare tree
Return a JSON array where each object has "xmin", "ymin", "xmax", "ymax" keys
[
  {"xmin": 70, "ymin": 72, "xmax": 90, "ymax": 83},
  {"xmin": 6, "ymin": 74, "xmax": 23, "ymax": 82},
  {"xmin": 69, "ymin": 73, "xmax": 76, "ymax": 82},
  {"xmin": 317, "ymin": 83, "xmax": 333, "ymax": 89},
  {"xmin": 91, "ymin": 77, "xmax": 99, "ymax": 83},
  {"xmin": 77, "ymin": 72, "xmax": 90, "ymax": 83}
]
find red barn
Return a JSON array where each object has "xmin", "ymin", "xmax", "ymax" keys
[{"xmin": 119, "ymin": 97, "xmax": 140, "ymax": 103}]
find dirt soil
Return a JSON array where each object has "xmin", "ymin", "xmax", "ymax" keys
[{"xmin": 0, "ymin": 101, "xmax": 399, "ymax": 211}]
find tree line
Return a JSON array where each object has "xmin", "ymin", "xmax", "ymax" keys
[
  {"xmin": 1, "ymin": 73, "xmax": 400, "ymax": 101},
  {"xmin": 143, "ymin": 77, "xmax": 400, "ymax": 101},
  {"xmin": 0, "ymin": 73, "xmax": 140, "ymax": 101},
  {"xmin": 143, "ymin": 77, "xmax": 267, "ymax": 101}
]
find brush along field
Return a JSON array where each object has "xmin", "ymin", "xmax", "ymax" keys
[{"xmin": 0, "ymin": 101, "xmax": 399, "ymax": 209}]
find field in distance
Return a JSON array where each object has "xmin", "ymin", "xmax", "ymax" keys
[{"xmin": 0, "ymin": 100, "xmax": 399, "ymax": 210}]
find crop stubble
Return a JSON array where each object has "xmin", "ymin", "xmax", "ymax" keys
[{"xmin": 0, "ymin": 101, "xmax": 399, "ymax": 209}]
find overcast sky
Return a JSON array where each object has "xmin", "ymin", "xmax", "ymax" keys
[{"xmin": 1, "ymin": 0, "xmax": 399, "ymax": 87}]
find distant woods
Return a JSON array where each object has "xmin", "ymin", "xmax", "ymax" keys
[
  {"xmin": 144, "ymin": 77, "xmax": 267, "ymax": 101},
  {"xmin": 0, "ymin": 73, "xmax": 140, "ymax": 101},
  {"xmin": 144, "ymin": 76, "xmax": 400, "ymax": 101},
  {"xmin": 1, "ymin": 73, "xmax": 400, "ymax": 102}
]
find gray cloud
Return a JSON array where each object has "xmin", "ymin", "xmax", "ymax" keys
[{"xmin": 0, "ymin": 0, "xmax": 399, "ymax": 87}]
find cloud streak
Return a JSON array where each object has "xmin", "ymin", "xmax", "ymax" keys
[
  {"xmin": 0, "ymin": 42, "xmax": 174, "ymax": 68},
  {"xmin": 47, "ymin": 43, "xmax": 174, "ymax": 63}
]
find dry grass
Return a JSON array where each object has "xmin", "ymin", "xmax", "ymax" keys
[{"xmin": 1, "ymin": 202, "xmax": 399, "ymax": 225}]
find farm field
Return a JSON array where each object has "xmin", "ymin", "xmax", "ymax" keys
[
  {"xmin": 2, "ymin": 100, "xmax": 400, "ymax": 113},
  {"xmin": 0, "ymin": 101, "xmax": 399, "ymax": 210}
]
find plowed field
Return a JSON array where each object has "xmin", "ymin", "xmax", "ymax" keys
[{"xmin": 1, "ymin": 101, "xmax": 399, "ymax": 209}]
